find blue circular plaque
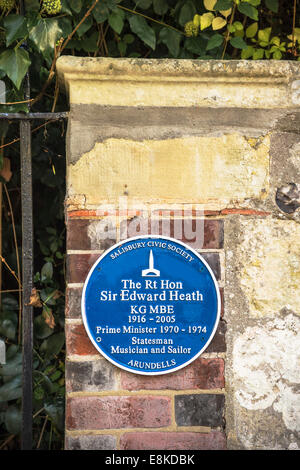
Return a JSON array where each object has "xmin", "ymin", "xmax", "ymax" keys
[{"xmin": 82, "ymin": 236, "xmax": 220, "ymax": 375}]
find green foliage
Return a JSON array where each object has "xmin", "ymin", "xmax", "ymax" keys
[{"xmin": 0, "ymin": 0, "xmax": 298, "ymax": 451}]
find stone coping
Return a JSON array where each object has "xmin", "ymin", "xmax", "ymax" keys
[{"xmin": 56, "ymin": 56, "xmax": 300, "ymax": 108}]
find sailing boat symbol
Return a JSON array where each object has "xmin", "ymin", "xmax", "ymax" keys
[{"xmin": 142, "ymin": 250, "xmax": 160, "ymax": 277}]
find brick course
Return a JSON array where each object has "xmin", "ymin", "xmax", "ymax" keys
[
  {"xmin": 67, "ymin": 251, "xmax": 221, "ymax": 284},
  {"xmin": 119, "ymin": 218, "xmax": 224, "ymax": 249},
  {"xmin": 120, "ymin": 358, "xmax": 224, "ymax": 391},
  {"xmin": 66, "ymin": 396, "xmax": 172, "ymax": 430},
  {"xmin": 119, "ymin": 431, "xmax": 226, "ymax": 450}
]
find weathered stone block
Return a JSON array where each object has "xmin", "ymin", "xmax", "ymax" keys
[
  {"xmin": 230, "ymin": 218, "xmax": 300, "ymax": 317},
  {"xmin": 66, "ymin": 135, "xmax": 269, "ymax": 209},
  {"xmin": 56, "ymin": 57, "xmax": 300, "ymax": 109}
]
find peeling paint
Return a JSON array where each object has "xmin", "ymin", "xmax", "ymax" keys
[{"xmin": 233, "ymin": 314, "xmax": 300, "ymax": 432}]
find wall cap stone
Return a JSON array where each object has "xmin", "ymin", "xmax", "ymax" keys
[{"xmin": 56, "ymin": 57, "xmax": 300, "ymax": 108}]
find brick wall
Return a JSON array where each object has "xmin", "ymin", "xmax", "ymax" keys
[{"xmin": 65, "ymin": 212, "xmax": 226, "ymax": 450}]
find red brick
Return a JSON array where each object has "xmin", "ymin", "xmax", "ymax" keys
[
  {"xmin": 67, "ymin": 250, "xmax": 221, "ymax": 285},
  {"xmin": 120, "ymin": 358, "xmax": 224, "ymax": 391},
  {"xmin": 220, "ymin": 208, "xmax": 271, "ymax": 216},
  {"xmin": 151, "ymin": 210, "xmax": 222, "ymax": 217},
  {"xmin": 66, "ymin": 323, "xmax": 98, "ymax": 356},
  {"xmin": 66, "ymin": 396, "xmax": 172, "ymax": 430},
  {"xmin": 68, "ymin": 210, "xmax": 99, "ymax": 218},
  {"xmin": 67, "ymin": 219, "xmax": 116, "ymax": 251},
  {"xmin": 65, "ymin": 286, "xmax": 82, "ymax": 319},
  {"xmin": 119, "ymin": 431, "xmax": 226, "ymax": 450},
  {"xmin": 67, "ymin": 209, "xmax": 143, "ymax": 218},
  {"xmin": 205, "ymin": 320, "xmax": 226, "ymax": 353},
  {"xmin": 120, "ymin": 218, "xmax": 223, "ymax": 249},
  {"xmin": 67, "ymin": 253, "xmax": 99, "ymax": 283}
]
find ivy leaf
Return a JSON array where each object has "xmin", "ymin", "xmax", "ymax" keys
[
  {"xmin": 185, "ymin": 36, "xmax": 206, "ymax": 54},
  {"xmin": 230, "ymin": 36, "xmax": 247, "ymax": 49},
  {"xmin": 134, "ymin": 0, "xmax": 152, "ymax": 9},
  {"xmin": 178, "ymin": 1, "xmax": 196, "ymax": 26},
  {"xmin": 153, "ymin": 0, "xmax": 168, "ymax": 15},
  {"xmin": 238, "ymin": 2, "xmax": 258, "ymax": 20},
  {"xmin": 108, "ymin": 10, "xmax": 125, "ymax": 35},
  {"xmin": 93, "ymin": 0, "xmax": 117, "ymax": 23},
  {"xmin": 253, "ymin": 48, "xmax": 264, "ymax": 59},
  {"xmin": 206, "ymin": 33, "xmax": 224, "ymax": 50},
  {"xmin": 241, "ymin": 45, "xmax": 254, "ymax": 59},
  {"xmin": 212, "ymin": 17, "xmax": 227, "ymax": 30},
  {"xmin": 214, "ymin": 0, "xmax": 233, "ymax": 11},
  {"xmin": 30, "ymin": 18, "xmax": 63, "ymax": 62},
  {"xmin": 0, "ymin": 375, "xmax": 22, "ymax": 402},
  {"xmin": 76, "ymin": 14, "xmax": 93, "ymax": 37},
  {"xmin": 41, "ymin": 261, "xmax": 53, "ymax": 281},
  {"xmin": 265, "ymin": 0, "xmax": 278, "ymax": 13},
  {"xmin": 159, "ymin": 27, "xmax": 182, "ymax": 57},
  {"xmin": 204, "ymin": 0, "xmax": 217, "ymax": 10},
  {"xmin": 45, "ymin": 397, "xmax": 64, "ymax": 431},
  {"xmin": 129, "ymin": 15, "xmax": 156, "ymax": 50},
  {"xmin": 0, "ymin": 310, "xmax": 18, "ymax": 340},
  {"xmin": 246, "ymin": 22, "xmax": 258, "ymax": 38},
  {"xmin": 258, "ymin": 27, "xmax": 271, "ymax": 43},
  {"xmin": 79, "ymin": 32, "xmax": 99, "ymax": 52},
  {"xmin": 60, "ymin": 0, "xmax": 72, "ymax": 16},
  {"xmin": 220, "ymin": 8, "xmax": 232, "ymax": 18},
  {"xmin": 0, "ymin": 351, "xmax": 22, "ymax": 376},
  {"xmin": 40, "ymin": 332, "xmax": 65, "ymax": 359},
  {"xmin": 33, "ymin": 370, "xmax": 54, "ymax": 393},
  {"xmin": 93, "ymin": 3, "xmax": 110, "ymax": 23},
  {"xmin": 69, "ymin": 0, "xmax": 82, "ymax": 13},
  {"xmin": 5, "ymin": 405, "xmax": 22, "ymax": 435},
  {"xmin": 4, "ymin": 15, "xmax": 28, "ymax": 47},
  {"xmin": 200, "ymin": 12, "xmax": 214, "ymax": 30},
  {"xmin": 272, "ymin": 49, "xmax": 282, "ymax": 59},
  {"xmin": 34, "ymin": 314, "xmax": 54, "ymax": 339},
  {"xmin": 0, "ymin": 48, "xmax": 31, "ymax": 90}
]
